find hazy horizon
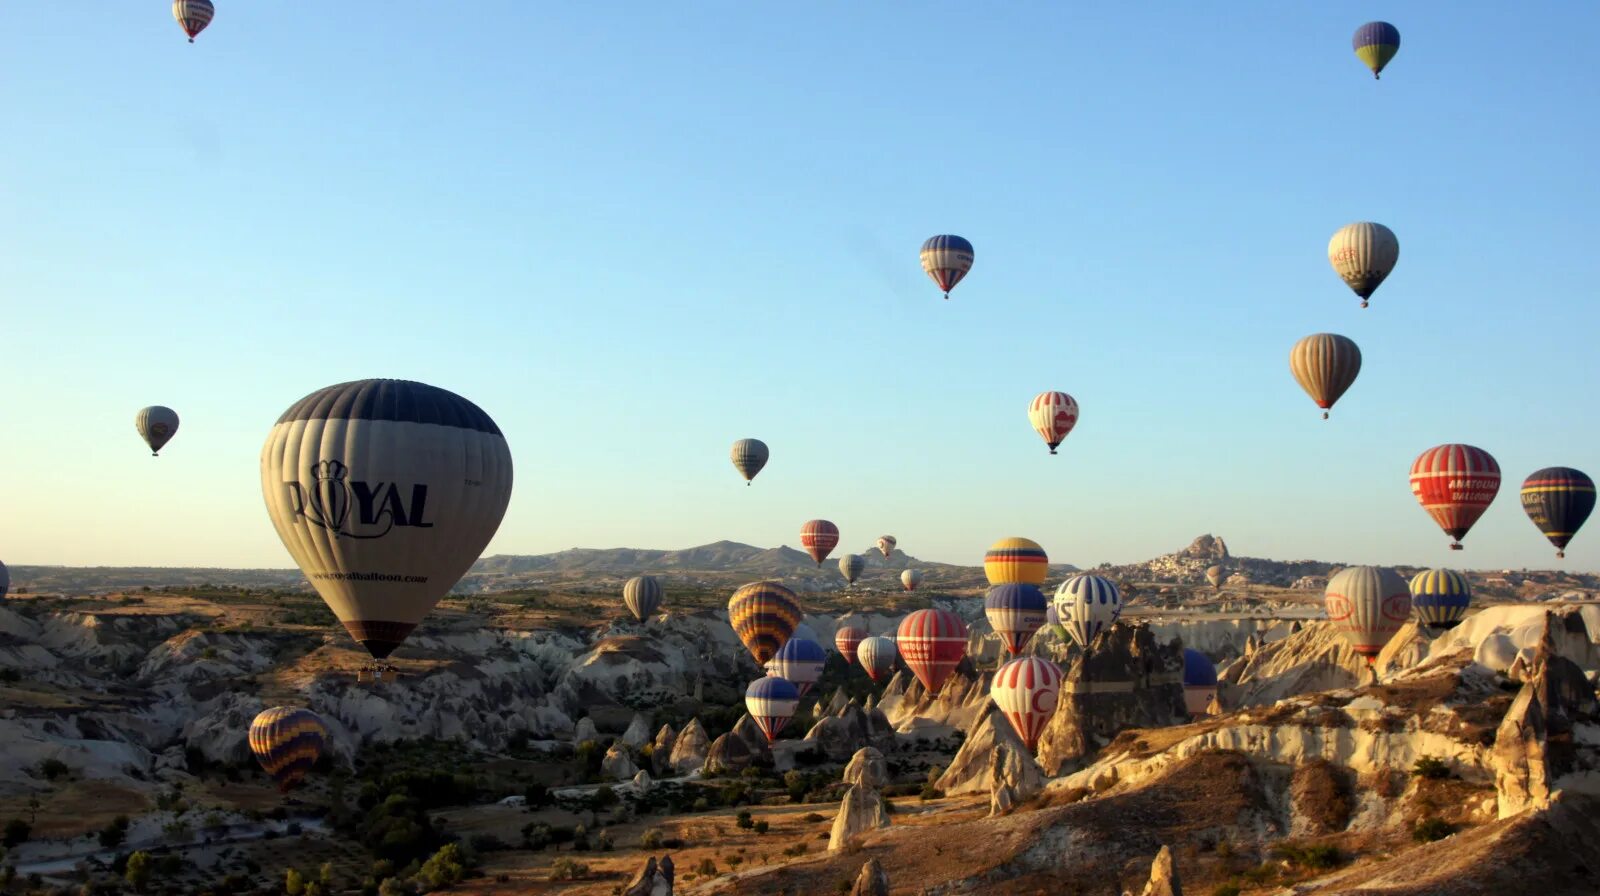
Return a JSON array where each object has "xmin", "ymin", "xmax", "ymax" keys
[{"xmin": 2, "ymin": 4, "xmax": 1596, "ymax": 573}]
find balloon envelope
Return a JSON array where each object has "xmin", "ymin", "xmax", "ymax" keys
[
  {"xmin": 900, "ymin": 569, "xmax": 923, "ymax": 591},
  {"xmin": 1205, "ymin": 565, "xmax": 1226, "ymax": 590},
  {"xmin": 1028, "ymin": 392, "xmax": 1079, "ymax": 454},
  {"xmin": 1181, "ymin": 648, "xmax": 1219, "ymax": 715},
  {"xmin": 1290, "ymin": 334, "xmax": 1361, "ymax": 418},
  {"xmin": 623, "ymin": 576, "xmax": 663, "ymax": 622},
  {"xmin": 1352, "ymin": 21, "xmax": 1401, "ymax": 79},
  {"xmin": 0, "ymin": 561, "xmax": 8, "ymax": 600},
  {"xmin": 800, "ymin": 520, "xmax": 840, "ymax": 566},
  {"xmin": 920, "ymin": 234, "xmax": 974, "ymax": 298},
  {"xmin": 984, "ymin": 584, "xmax": 1049, "ymax": 656},
  {"xmin": 1520, "ymin": 467, "xmax": 1595, "ymax": 558},
  {"xmin": 136, "ymin": 406, "xmax": 180, "ymax": 455},
  {"xmin": 857, "ymin": 635, "xmax": 898, "ymax": 682},
  {"xmin": 984, "ymin": 537, "xmax": 1048, "ymax": 586},
  {"xmin": 897, "ymin": 608, "xmax": 967, "ymax": 695},
  {"xmin": 1328, "ymin": 222, "xmax": 1398, "ymax": 308},
  {"xmin": 839, "ymin": 554, "xmax": 865, "ymax": 585},
  {"xmin": 730, "ymin": 439, "xmax": 768, "ymax": 484},
  {"xmin": 249, "ymin": 707, "xmax": 328, "ymax": 793},
  {"xmin": 1410, "ymin": 444, "xmax": 1500, "ymax": 550},
  {"xmin": 172, "ymin": 0, "xmax": 214, "ymax": 42},
  {"xmin": 1054, "ymin": 574, "xmax": 1122, "ymax": 650},
  {"xmin": 744, "ymin": 676, "xmax": 800, "ymax": 743},
  {"xmin": 260, "ymin": 380, "xmax": 513, "ymax": 661},
  {"xmin": 991, "ymin": 657, "xmax": 1064, "ymax": 752},
  {"xmin": 727, "ymin": 581, "xmax": 803, "ymax": 664},
  {"xmin": 766, "ymin": 637, "xmax": 826, "ymax": 698},
  {"xmin": 1325, "ymin": 566, "xmax": 1411, "ymax": 663},
  {"xmin": 877, "ymin": 536, "xmax": 897, "ymax": 558},
  {"xmin": 1409, "ymin": 569, "xmax": 1471, "ymax": 632},
  {"xmin": 834, "ymin": 620, "xmax": 867, "ymax": 665}
]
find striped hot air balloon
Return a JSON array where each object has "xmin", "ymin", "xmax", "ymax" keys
[
  {"xmin": 900, "ymin": 569, "xmax": 924, "ymax": 592},
  {"xmin": 260, "ymin": 380, "xmax": 513, "ymax": 666},
  {"xmin": 1204, "ymin": 564, "xmax": 1226, "ymax": 591},
  {"xmin": 1409, "ymin": 569, "xmax": 1471, "ymax": 631},
  {"xmin": 984, "ymin": 537, "xmax": 1048, "ymax": 586},
  {"xmin": 248, "ymin": 707, "xmax": 328, "ymax": 793},
  {"xmin": 1028, "ymin": 392, "xmax": 1079, "ymax": 455},
  {"xmin": 920, "ymin": 235, "xmax": 974, "ymax": 299},
  {"xmin": 730, "ymin": 438, "xmax": 768, "ymax": 485},
  {"xmin": 727, "ymin": 581, "xmax": 803, "ymax": 664},
  {"xmin": 766, "ymin": 636, "xmax": 826, "ymax": 698},
  {"xmin": 857, "ymin": 635, "xmax": 898, "ymax": 682},
  {"xmin": 135, "ymin": 406, "xmax": 180, "ymax": 456},
  {"xmin": 800, "ymin": 520, "xmax": 840, "ymax": 566},
  {"xmin": 984, "ymin": 584, "xmax": 1049, "ymax": 657},
  {"xmin": 1520, "ymin": 467, "xmax": 1595, "ymax": 559},
  {"xmin": 897, "ymin": 609, "xmax": 967, "ymax": 695},
  {"xmin": 173, "ymin": 0, "xmax": 214, "ymax": 43},
  {"xmin": 1289, "ymin": 334, "xmax": 1361, "ymax": 419},
  {"xmin": 1410, "ymin": 445, "xmax": 1501, "ymax": 550},
  {"xmin": 1181, "ymin": 649, "xmax": 1219, "ymax": 716},
  {"xmin": 1054, "ymin": 574, "xmax": 1122, "ymax": 651},
  {"xmin": 1329, "ymin": 222, "xmax": 1398, "ymax": 308},
  {"xmin": 877, "ymin": 535, "xmax": 897, "ymax": 559},
  {"xmin": 990, "ymin": 656, "xmax": 1064, "ymax": 752},
  {"xmin": 623, "ymin": 576, "xmax": 663, "ymax": 622},
  {"xmin": 839, "ymin": 554, "xmax": 865, "ymax": 585},
  {"xmin": 1325, "ymin": 566, "xmax": 1411, "ymax": 664},
  {"xmin": 834, "ymin": 619, "xmax": 867, "ymax": 666},
  {"xmin": 744, "ymin": 676, "xmax": 800, "ymax": 743},
  {"xmin": 1352, "ymin": 21, "xmax": 1401, "ymax": 79}
]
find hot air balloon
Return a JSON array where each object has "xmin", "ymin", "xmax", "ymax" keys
[
  {"xmin": 1028, "ymin": 392, "xmax": 1079, "ymax": 455},
  {"xmin": 248, "ymin": 707, "xmax": 328, "ymax": 793},
  {"xmin": 766, "ymin": 637, "xmax": 826, "ymax": 698},
  {"xmin": 623, "ymin": 576, "xmax": 662, "ymax": 622},
  {"xmin": 920, "ymin": 235, "xmax": 974, "ymax": 300},
  {"xmin": 800, "ymin": 520, "xmax": 839, "ymax": 566},
  {"xmin": 1289, "ymin": 334, "xmax": 1361, "ymax": 419},
  {"xmin": 877, "ymin": 535, "xmax": 897, "ymax": 559},
  {"xmin": 1328, "ymin": 222, "xmax": 1398, "ymax": 308},
  {"xmin": 793, "ymin": 622, "xmax": 820, "ymax": 645},
  {"xmin": 1520, "ymin": 467, "xmax": 1595, "ymax": 558},
  {"xmin": 730, "ymin": 439, "xmax": 768, "ymax": 485},
  {"xmin": 0, "ymin": 561, "xmax": 9, "ymax": 600},
  {"xmin": 900, "ymin": 569, "xmax": 924, "ymax": 592},
  {"xmin": 834, "ymin": 619, "xmax": 867, "ymax": 665},
  {"xmin": 1054, "ymin": 574, "xmax": 1122, "ymax": 650},
  {"xmin": 173, "ymin": 0, "xmax": 214, "ymax": 43},
  {"xmin": 858, "ymin": 635, "xmax": 897, "ymax": 682},
  {"xmin": 1410, "ymin": 444, "xmax": 1501, "ymax": 550},
  {"xmin": 1352, "ymin": 21, "xmax": 1400, "ymax": 79},
  {"xmin": 1325, "ymin": 566, "xmax": 1411, "ymax": 664},
  {"xmin": 727, "ymin": 581, "xmax": 802, "ymax": 665},
  {"xmin": 839, "ymin": 554, "xmax": 865, "ymax": 586},
  {"xmin": 260, "ymin": 380, "xmax": 513, "ymax": 674},
  {"xmin": 984, "ymin": 537, "xmax": 1048, "ymax": 586},
  {"xmin": 1181, "ymin": 649, "xmax": 1219, "ymax": 716},
  {"xmin": 991, "ymin": 656, "xmax": 1064, "ymax": 752},
  {"xmin": 1204, "ymin": 565, "xmax": 1226, "ymax": 591},
  {"xmin": 897, "ymin": 608, "xmax": 967, "ymax": 695},
  {"xmin": 744, "ymin": 676, "xmax": 800, "ymax": 743},
  {"xmin": 1409, "ymin": 569, "xmax": 1471, "ymax": 632},
  {"xmin": 984, "ymin": 584, "xmax": 1049, "ymax": 657},
  {"xmin": 135, "ymin": 406, "xmax": 180, "ymax": 456}
]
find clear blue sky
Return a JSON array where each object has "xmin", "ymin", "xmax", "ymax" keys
[{"xmin": 2, "ymin": 4, "xmax": 1596, "ymax": 572}]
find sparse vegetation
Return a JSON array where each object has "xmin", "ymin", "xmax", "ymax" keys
[
  {"xmin": 1414, "ymin": 817, "xmax": 1456, "ymax": 842},
  {"xmin": 1272, "ymin": 842, "xmax": 1343, "ymax": 870},
  {"xmin": 1412, "ymin": 756, "xmax": 1452, "ymax": 780},
  {"xmin": 640, "ymin": 827, "xmax": 665, "ymax": 849}
]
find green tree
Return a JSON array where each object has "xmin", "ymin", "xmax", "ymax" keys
[
  {"xmin": 124, "ymin": 851, "xmax": 152, "ymax": 891},
  {"xmin": 416, "ymin": 843, "xmax": 466, "ymax": 889},
  {"xmin": 1, "ymin": 820, "xmax": 29, "ymax": 848},
  {"xmin": 286, "ymin": 867, "xmax": 306, "ymax": 896},
  {"xmin": 98, "ymin": 815, "xmax": 130, "ymax": 849}
]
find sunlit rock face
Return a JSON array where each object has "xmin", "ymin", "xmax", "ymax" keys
[{"xmin": 1034, "ymin": 622, "xmax": 1186, "ymax": 775}]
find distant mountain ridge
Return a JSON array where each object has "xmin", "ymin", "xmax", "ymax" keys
[{"xmin": 471, "ymin": 539, "xmax": 979, "ymax": 578}]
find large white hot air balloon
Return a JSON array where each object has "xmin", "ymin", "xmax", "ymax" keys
[
  {"xmin": 1054, "ymin": 574, "xmax": 1122, "ymax": 650},
  {"xmin": 135, "ymin": 406, "xmax": 180, "ymax": 456},
  {"xmin": 1324, "ymin": 566, "xmax": 1411, "ymax": 665},
  {"xmin": 260, "ymin": 380, "xmax": 513, "ymax": 677},
  {"xmin": 1328, "ymin": 222, "xmax": 1398, "ymax": 309}
]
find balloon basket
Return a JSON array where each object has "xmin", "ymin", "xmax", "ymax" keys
[{"xmin": 357, "ymin": 664, "xmax": 398, "ymax": 683}]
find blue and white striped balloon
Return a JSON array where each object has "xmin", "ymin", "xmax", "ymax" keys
[
  {"xmin": 745, "ymin": 676, "xmax": 800, "ymax": 743},
  {"xmin": 1053, "ymin": 574, "xmax": 1122, "ymax": 651},
  {"xmin": 765, "ymin": 637, "xmax": 826, "ymax": 698}
]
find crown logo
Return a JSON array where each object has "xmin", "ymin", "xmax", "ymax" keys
[{"xmin": 316, "ymin": 460, "xmax": 348, "ymax": 482}]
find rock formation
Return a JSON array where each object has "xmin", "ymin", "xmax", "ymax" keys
[
  {"xmin": 828, "ymin": 783, "xmax": 890, "ymax": 852},
  {"xmin": 848, "ymin": 858, "xmax": 890, "ymax": 896},
  {"xmin": 1134, "ymin": 845, "xmax": 1182, "ymax": 896},
  {"xmin": 667, "ymin": 718, "xmax": 709, "ymax": 774},
  {"xmin": 702, "ymin": 732, "xmax": 758, "ymax": 775},
  {"xmin": 730, "ymin": 713, "xmax": 774, "ymax": 765},
  {"xmin": 621, "ymin": 712, "xmax": 653, "ymax": 748},
  {"xmin": 938, "ymin": 703, "xmax": 1042, "ymax": 797},
  {"xmin": 573, "ymin": 716, "xmax": 600, "ymax": 744},
  {"xmin": 1034, "ymin": 622, "xmax": 1186, "ymax": 774},
  {"xmin": 841, "ymin": 747, "xmax": 889, "ymax": 789},
  {"xmin": 1492, "ymin": 614, "xmax": 1600, "ymax": 818},
  {"xmin": 803, "ymin": 702, "xmax": 894, "ymax": 761},
  {"xmin": 1216, "ymin": 620, "xmax": 1367, "ymax": 711},
  {"xmin": 650, "ymin": 724, "xmax": 677, "ymax": 776},
  {"xmin": 632, "ymin": 769, "xmax": 652, "ymax": 795},
  {"xmin": 623, "ymin": 854, "xmax": 674, "ymax": 896},
  {"xmin": 987, "ymin": 739, "xmax": 1043, "ymax": 816},
  {"xmin": 602, "ymin": 743, "xmax": 638, "ymax": 780}
]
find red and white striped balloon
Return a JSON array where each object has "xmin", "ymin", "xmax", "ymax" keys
[
  {"xmin": 1409, "ymin": 444, "xmax": 1500, "ymax": 550},
  {"xmin": 799, "ymin": 519, "xmax": 840, "ymax": 566},
  {"xmin": 1028, "ymin": 391, "xmax": 1079, "ymax": 455},
  {"xmin": 834, "ymin": 619, "xmax": 867, "ymax": 666},
  {"xmin": 896, "ymin": 608, "xmax": 968, "ymax": 695},
  {"xmin": 991, "ymin": 656, "xmax": 1065, "ymax": 751}
]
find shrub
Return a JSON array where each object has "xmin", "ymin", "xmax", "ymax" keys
[
  {"xmin": 1211, "ymin": 886, "xmax": 1241, "ymax": 896},
  {"xmin": 98, "ymin": 816, "xmax": 130, "ymax": 849},
  {"xmin": 596, "ymin": 829, "xmax": 614, "ymax": 852},
  {"xmin": 691, "ymin": 797, "xmax": 710, "ymax": 812},
  {"xmin": 2, "ymin": 819, "xmax": 30, "ymax": 847},
  {"xmin": 416, "ymin": 843, "xmax": 466, "ymax": 889},
  {"xmin": 286, "ymin": 868, "xmax": 306, "ymax": 896},
  {"xmin": 520, "ymin": 822, "xmax": 552, "ymax": 850},
  {"xmin": 695, "ymin": 858, "xmax": 717, "ymax": 876},
  {"xmin": 39, "ymin": 759, "xmax": 69, "ymax": 781},
  {"xmin": 521, "ymin": 783, "xmax": 550, "ymax": 807},
  {"xmin": 1412, "ymin": 757, "xmax": 1451, "ymax": 780},
  {"xmin": 640, "ymin": 828, "xmax": 665, "ymax": 849},
  {"xmin": 548, "ymin": 858, "xmax": 589, "ymax": 881},
  {"xmin": 783, "ymin": 843, "xmax": 807, "ymax": 857},
  {"xmin": 590, "ymin": 785, "xmax": 619, "ymax": 810},
  {"xmin": 919, "ymin": 783, "xmax": 942, "ymax": 801},
  {"xmin": 753, "ymin": 820, "xmax": 769, "ymax": 834},
  {"xmin": 735, "ymin": 810, "xmax": 754, "ymax": 830},
  {"xmin": 124, "ymin": 851, "xmax": 152, "ymax": 891},
  {"xmin": 1272, "ymin": 842, "xmax": 1342, "ymax": 870},
  {"xmin": 802, "ymin": 813, "xmax": 825, "ymax": 824},
  {"xmin": 469, "ymin": 833, "xmax": 510, "ymax": 853},
  {"xmin": 1413, "ymin": 817, "xmax": 1455, "ymax": 842}
]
